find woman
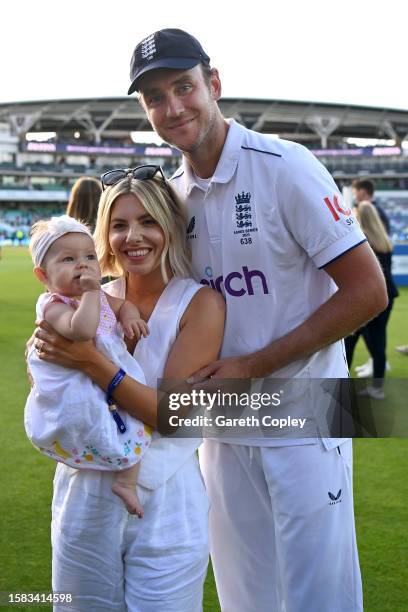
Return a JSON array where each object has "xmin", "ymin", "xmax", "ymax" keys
[
  {"xmin": 345, "ymin": 201, "xmax": 398, "ymax": 399},
  {"xmin": 34, "ymin": 165, "xmax": 225, "ymax": 611},
  {"xmin": 66, "ymin": 176, "xmax": 102, "ymax": 231}
]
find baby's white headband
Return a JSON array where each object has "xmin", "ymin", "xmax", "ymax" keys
[{"xmin": 30, "ymin": 215, "xmax": 93, "ymax": 267}]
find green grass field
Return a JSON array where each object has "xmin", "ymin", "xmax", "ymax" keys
[{"xmin": 0, "ymin": 247, "xmax": 407, "ymax": 611}]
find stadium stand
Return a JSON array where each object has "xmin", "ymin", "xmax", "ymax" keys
[{"xmin": 0, "ymin": 97, "xmax": 407, "ymax": 262}]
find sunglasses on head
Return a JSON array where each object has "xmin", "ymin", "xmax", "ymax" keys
[{"xmin": 100, "ymin": 164, "xmax": 169, "ymax": 192}]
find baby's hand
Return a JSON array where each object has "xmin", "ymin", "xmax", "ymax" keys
[
  {"xmin": 122, "ymin": 317, "xmax": 149, "ymax": 341},
  {"xmin": 78, "ymin": 272, "xmax": 100, "ymax": 292}
]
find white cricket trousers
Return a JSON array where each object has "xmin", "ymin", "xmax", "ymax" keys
[
  {"xmin": 51, "ymin": 455, "xmax": 209, "ymax": 612},
  {"xmin": 200, "ymin": 439, "xmax": 363, "ymax": 612}
]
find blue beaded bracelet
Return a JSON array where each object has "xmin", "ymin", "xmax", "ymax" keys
[{"xmin": 106, "ymin": 368, "xmax": 127, "ymax": 434}]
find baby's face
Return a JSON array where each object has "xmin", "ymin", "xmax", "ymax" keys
[{"xmin": 42, "ymin": 232, "xmax": 101, "ymax": 296}]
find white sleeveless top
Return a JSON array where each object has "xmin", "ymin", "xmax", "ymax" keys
[{"xmin": 103, "ymin": 276, "xmax": 203, "ymax": 490}]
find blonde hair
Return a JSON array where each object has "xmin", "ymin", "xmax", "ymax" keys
[
  {"xmin": 357, "ymin": 201, "xmax": 392, "ymax": 253},
  {"xmin": 94, "ymin": 176, "xmax": 191, "ymax": 281}
]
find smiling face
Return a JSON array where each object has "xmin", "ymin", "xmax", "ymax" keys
[
  {"xmin": 139, "ymin": 65, "xmax": 222, "ymax": 154},
  {"xmin": 108, "ymin": 193, "xmax": 166, "ymax": 281},
  {"xmin": 38, "ymin": 232, "xmax": 100, "ymax": 296}
]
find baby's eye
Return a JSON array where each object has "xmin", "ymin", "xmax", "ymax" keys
[
  {"xmin": 62, "ymin": 256, "xmax": 74, "ymax": 262},
  {"xmin": 87, "ymin": 254, "xmax": 97, "ymax": 260}
]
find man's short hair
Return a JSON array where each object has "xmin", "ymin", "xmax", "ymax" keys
[
  {"xmin": 351, "ymin": 178, "xmax": 375, "ymax": 196},
  {"xmin": 200, "ymin": 63, "xmax": 212, "ymax": 84}
]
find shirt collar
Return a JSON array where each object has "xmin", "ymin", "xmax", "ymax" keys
[{"xmin": 181, "ymin": 119, "xmax": 246, "ymax": 195}]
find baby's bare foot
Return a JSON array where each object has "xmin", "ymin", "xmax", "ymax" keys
[{"xmin": 112, "ymin": 482, "xmax": 143, "ymax": 517}]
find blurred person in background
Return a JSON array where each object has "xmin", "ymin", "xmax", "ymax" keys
[
  {"xmin": 345, "ymin": 201, "xmax": 398, "ymax": 399},
  {"xmin": 351, "ymin": 178, "xmax": 392, "ymax": 377},
  {"xmin": 352, "ymin": 178, "xmax": 390, "ymax": 235},
  {"xmin": 66, "ymin": 176, "xmax": 102, "ymax": 232}
]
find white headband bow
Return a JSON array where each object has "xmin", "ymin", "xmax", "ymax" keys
[{"xmin": 31, "ymin": 215, "xmax": 93, "ymax": 267}]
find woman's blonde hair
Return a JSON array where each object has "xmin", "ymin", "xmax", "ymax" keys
[
  {"xmin": 94, "ymin": 175, "xmax": 191, "ymax": 282},
  {"xmin": 356, "ymin": 201, "xmax": 393, "ymax": 253}
]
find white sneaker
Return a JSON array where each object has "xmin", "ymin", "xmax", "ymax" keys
[
  {"xmin": 358, "ymin": 386, "xmax": 385, "ymax": 400},
  {"xmin": 356, "ymin": 360, "xmax": 373, "ymax": 377},
  {"xmin": 355, "ymin": 359, "xmax": 390, "ymax": 378},
  {"xmin": 355, "ymin": 358, "xmax": 372, "ymax": 373}
]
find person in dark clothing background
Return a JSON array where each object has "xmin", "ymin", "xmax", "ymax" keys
[
  {"xmin": 351, "ymin": 178, "xmax": 392, "ymax": 377},
  {"xmin": 345, "ymin": 201, "xmax": 398, "ymax": 399}
]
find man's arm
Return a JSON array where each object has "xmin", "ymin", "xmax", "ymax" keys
[{"xmin": 192, "ymin": 242, "xmax": 388, "ymax": 379}]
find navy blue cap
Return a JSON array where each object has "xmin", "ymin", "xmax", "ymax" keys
[{"xmin": 128, "ymin": 28, "xmax": 210, "ymax": 95}]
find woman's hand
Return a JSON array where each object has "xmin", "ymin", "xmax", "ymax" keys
[
  {"xmin": 34, "ymin": 320, "xmax": 98, "ymax": 372},
  {"xmin": 25, "ymin": 331, "xmax": 35, "ymax": 386}
]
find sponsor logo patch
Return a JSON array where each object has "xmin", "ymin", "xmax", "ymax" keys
[
  {"xmin": 324, "ymin": 195, "xmax": 352, "ymax": 221},
  {"xmin": 328, "ymin": 489, "xmax": 342, "ymax": 505},
  {"xmin": 186, "ymin": 216, "xmax": 197, "ymax": 240},
  {"xmin": 200, "ymin": 265, "xmax": 269, "ymax": 296}
]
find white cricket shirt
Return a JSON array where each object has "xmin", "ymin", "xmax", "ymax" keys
[{"xmin": 171, "ymin": 119, "xmax": 366, "ymax": 448}]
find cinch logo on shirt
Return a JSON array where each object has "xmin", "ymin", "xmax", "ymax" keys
[{"xmin": 200, "ymin": 266, "xmax": 269, "ymax": 296}]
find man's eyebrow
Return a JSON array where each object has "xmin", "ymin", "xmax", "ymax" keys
[
  {"xmin": 141, "ymin": 85, "xmax": 160, "ymax": 96},
  {"xmin": 142, "ymin": 73, "xmax": 193, "ymax": 95},
  {"xmin": 172, "ymin": 74, "xmax": 193, "ymax": 85}
]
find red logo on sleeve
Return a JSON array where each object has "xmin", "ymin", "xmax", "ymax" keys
[{"xmin": 323, "ymin": 195, "xmax": 351, "ymax": 221}]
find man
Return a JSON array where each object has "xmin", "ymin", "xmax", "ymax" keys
[
  {"xmin": 352, "ymin": 178, "xmax": 390, "ymax": 234},
  {"xmin": 128, "ymin": 29, "xmax": 387, "ymax": 611}
]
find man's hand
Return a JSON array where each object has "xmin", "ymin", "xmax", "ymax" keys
[{"xmin": 189, "ymin": 355, "xmax": 252, "ymax": 382}]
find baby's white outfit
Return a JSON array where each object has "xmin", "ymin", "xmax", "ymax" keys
[{"xmin": 25, "ymin": 290, "xmax": 150, "ymax": 470}]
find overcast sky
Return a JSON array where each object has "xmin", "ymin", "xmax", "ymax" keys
[{"xmin": 1, "ymin": 0, "xmax": 407, "ymax": 111}]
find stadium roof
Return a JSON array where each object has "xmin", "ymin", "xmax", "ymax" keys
[{"xmin": 1, "ymin": 97, "xmax": 408, "ymax": 147}]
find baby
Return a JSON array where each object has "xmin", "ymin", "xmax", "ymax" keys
[{"xmin": 25, "ymin": 215, "xmax": 150, "ymax": 516}]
